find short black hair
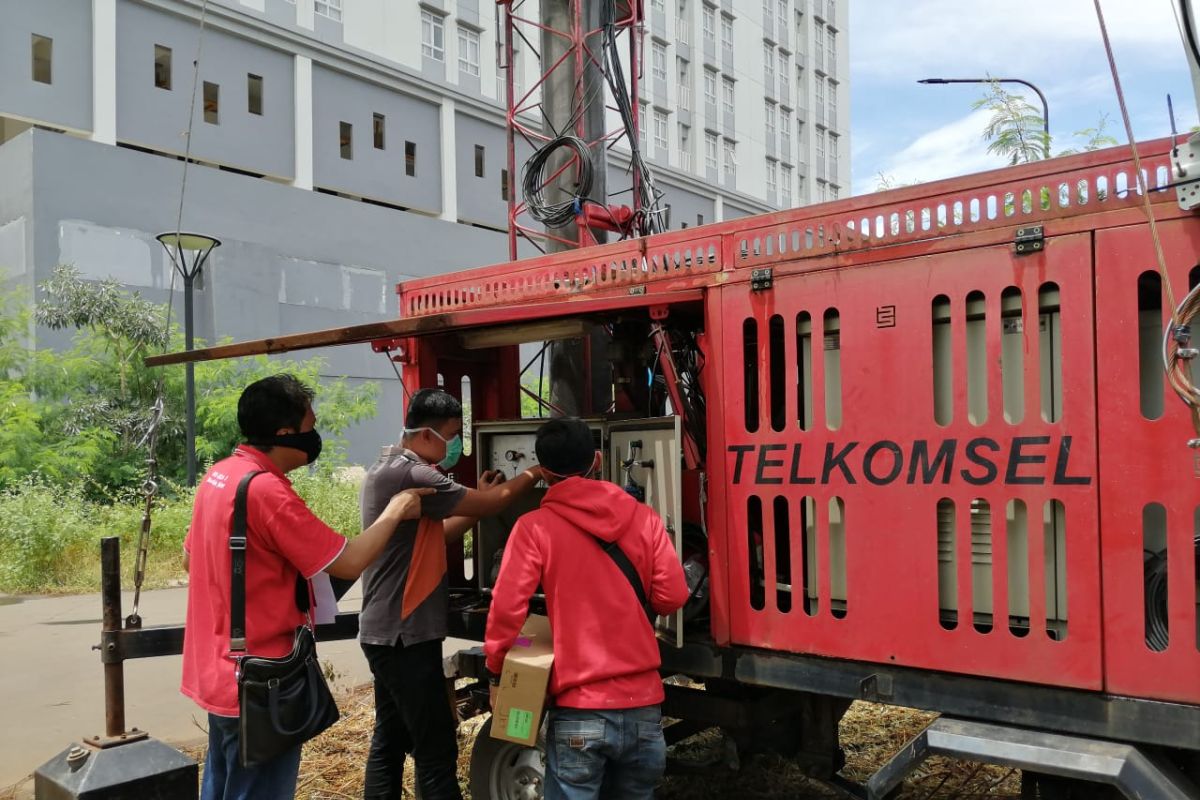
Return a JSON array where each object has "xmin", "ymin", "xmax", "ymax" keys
[
  {"xmin": 535, "ymin": 418, "xmax": 595, "ymax": 476},
  {"xmin": 238, "ymin": 374, "xmax": 314, "ymax": 443},
  {"xmin": 405, "ymin": 388, "xmax": 463, "ymax": 430}
]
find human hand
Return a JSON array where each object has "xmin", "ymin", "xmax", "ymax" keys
[
  {"xmin": 525, "ymin": 465, "xmax": 545, "ymax": 483},
  {"xmin": 385, "ymin": 487, "xmax": 435, "ymax": 521},
  {"xmin": 480, "ymin": 470, "xmax": 506, "ymax": 489}
]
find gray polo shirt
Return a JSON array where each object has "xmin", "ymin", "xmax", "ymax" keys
[{"xmin": 358, "ymin": 447, "xmax": 467, "ymax": 647}]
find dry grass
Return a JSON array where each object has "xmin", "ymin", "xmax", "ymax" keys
[
  {"xmin": 183, "ymin": 685, "xmax": 1022, "ymax": 799},
  {"xmin": 2, "ymin": 687, "xmax": 1022, "ymax": 800}
]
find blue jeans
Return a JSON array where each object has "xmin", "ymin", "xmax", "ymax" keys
[
  {"xmin": 545, "ymin": 705, "xmax": 667, "ymax": 800},
  {"xmin": 200, "ymin": 713, "xmax": 302, "ymax": 800}
]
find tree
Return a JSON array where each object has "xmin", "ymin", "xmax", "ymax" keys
[
  {"xmin": 1055, "ymin": 113, "xmax": 1119, "ymax": 157},
  {"xmin": 973, "ymin": 80, "xmax": 1048, "ymax": 165},
  {"xmin": 2, "ymin": 268, "xmax": 379, "ymax": 496}
]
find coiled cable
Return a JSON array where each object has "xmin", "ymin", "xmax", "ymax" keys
[{"xmin": 523, "ymin": 135, "xmax": 594, "ymax": 229}]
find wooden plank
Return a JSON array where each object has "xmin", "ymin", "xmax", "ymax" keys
[{"xmin": 144, "ymin": 289, "xmax": 705, "ymax": 367}]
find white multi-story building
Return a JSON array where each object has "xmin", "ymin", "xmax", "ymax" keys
[{"xmin": 0, "ymin": 0, "xmax": 850, "ymax": 459}]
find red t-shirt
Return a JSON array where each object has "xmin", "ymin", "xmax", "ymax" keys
[{"xmin": 181, "ymin": 446, "xmax": 346, "ymax": 717}]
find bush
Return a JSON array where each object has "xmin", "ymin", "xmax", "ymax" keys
[{"xmin": 0, "ymin": 470, "xmax": 363, "ymax": 595}]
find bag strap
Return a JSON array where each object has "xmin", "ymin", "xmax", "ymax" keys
[
  {"xmin": 588, "ymin": 534, "xmax": 656, "ymax": 624},
  {"xmin": 229, "ymin": 470, "xmax": 264, "ymax": 654}
]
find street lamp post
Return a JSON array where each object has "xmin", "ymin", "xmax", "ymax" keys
[
  {"xmin": 918, "ymin": 77, "xmax": 1051, "ymax": 159},
  {"xmin": 156, "ymin": 232, "xmax": 221, "ymax": 487}
]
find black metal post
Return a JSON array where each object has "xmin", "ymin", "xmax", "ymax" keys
[
  {"xmin": 100, "ymin": 537, "xmax": 126, "ymax": 738},
  {"xmin": 183, "ymin": 272, "xmax": 196, "ymax": 487}
]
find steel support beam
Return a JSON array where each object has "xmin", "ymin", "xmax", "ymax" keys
[{"xmin": 866, "ymin": 717, "xmax": 1200, "ymax": 800}]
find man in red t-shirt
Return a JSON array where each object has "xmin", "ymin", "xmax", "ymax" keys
[
  {"xmin": 485, "ymin": 418, "xmax": 689, "ymax": 800},
  {"xmin": 182, "ymin": 374, "xmax": 430, "ymax": 800}
]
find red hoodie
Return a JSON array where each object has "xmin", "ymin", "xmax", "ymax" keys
[{"xmin": 484, "ymin": 477, "xmax": 689, "ymax": 709}]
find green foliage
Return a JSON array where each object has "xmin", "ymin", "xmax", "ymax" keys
[
  {"xmin": 0, "ymin": 471, "xmax": 364, "ymax": 594},
  {"xmin": 0, "ymin": 267, "xmax": 379, "ymax": 497},
  {"xmin": 972, "ymin": 79, "xmax": 1049, "ymax": 165},
  {"xmin": 1055, "ymin": 113, "xmax": 1119, "ymax": 157}
]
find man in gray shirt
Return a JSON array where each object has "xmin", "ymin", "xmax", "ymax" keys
[{"xmin": 359, "ymin": 388, "xmax": 542, "ymax": 800}]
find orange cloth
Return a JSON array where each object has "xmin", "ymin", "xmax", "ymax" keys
[{"xmin": 401, "ymin": 516, "xmax": 447, "ymax": 620}]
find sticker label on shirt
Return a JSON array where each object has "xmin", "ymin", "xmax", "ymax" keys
[{"xmin": 506, "ymin": 708, "xmax": 534, "ymax": 740}]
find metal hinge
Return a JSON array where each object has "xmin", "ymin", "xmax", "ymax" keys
[
  {"xmin": 750, "ymin": 268, "xmax": 774, "ymax": 292},
  {"xmin": 1014, "ymin": 225, "xmax": 1044, "ymax": 255}
]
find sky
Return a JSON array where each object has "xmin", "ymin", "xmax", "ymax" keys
[{"xmin": 847, "ymin": 0, "xmax": 1200, "ymax": 195}]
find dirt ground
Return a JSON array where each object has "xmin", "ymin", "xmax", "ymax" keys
[{"xmin": 181, "ymin": 685, "xmax": 1022, "ymax": 800}]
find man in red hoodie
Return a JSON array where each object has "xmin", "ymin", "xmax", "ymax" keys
[{"xmin": 485, "ymin": 418, "xmax": 689, "ymax": 800}]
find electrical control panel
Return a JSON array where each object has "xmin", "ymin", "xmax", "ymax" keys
[{"xmin": 473, "ymin": 417, "xmax": 684, "ymax": 644}]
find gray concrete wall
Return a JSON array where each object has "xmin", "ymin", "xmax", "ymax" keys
[
  {"xmin": 21, "ymin": 129, "xmax": 511, "ymax": 464},
  {"xmin": 0, "ymin": 131, "xmax": 34, "ymax": 294},
  {"xmin": 0, "ymin": 0, "xmax": 93, "ymax": 134},
  {"xmin": 455, "ymin": 111, "xmax": 520, "ymax": 228},
  {"xmin": 312, "ymin": 64, "xmax": 441, "ymax": 213},
  {"xmin": 116, "ymin": 1, "xmax": 296, "ymax": 178}
]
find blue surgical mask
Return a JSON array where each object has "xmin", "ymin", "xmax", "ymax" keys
[{"xmin": 406, "ymin": 427, "xmax": 463, "ymax": 470}]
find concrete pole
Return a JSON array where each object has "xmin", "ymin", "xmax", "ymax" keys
[{"xmin": 543, "ymin": 0, "xmax": 611, "ymax": 416}]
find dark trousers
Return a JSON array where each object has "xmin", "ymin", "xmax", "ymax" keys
[
  {"xmin": 200, "ymin": 713, "xmax": 301, "ymax": 800},
  {"xmin": 361, "ymin": 638, "xmax": 462, "ymax": 800}
]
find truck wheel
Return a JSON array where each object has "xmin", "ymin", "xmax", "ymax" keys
[{"xmin": 469, "ymin": 716, "xmax": 546, "ymax": 800}]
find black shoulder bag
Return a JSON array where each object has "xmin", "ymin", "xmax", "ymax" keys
[
  {"xmin": 229, "ymin": 470, "xmax": 340, "ymax": 767},
  {"xmin": 588, "ymin": 534, "xmax": 657, "ymax": 625}
]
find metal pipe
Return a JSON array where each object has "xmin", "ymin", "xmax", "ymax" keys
[
  {"xmin": 101, "ymin": 537, "xmax": 126, "ymax": 737},
  {"xmin": 183, "ymin": 271, "xmax": 197, "ymax": 487}
]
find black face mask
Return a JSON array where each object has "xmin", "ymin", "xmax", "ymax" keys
[{"xmin": 252, "ymin": 430, "xmax": 323, "ymax": 464}]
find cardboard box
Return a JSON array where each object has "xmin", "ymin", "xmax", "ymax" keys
[{"xmin": 491, "ymin": 614, "xmax": 554, "ymax": 746}]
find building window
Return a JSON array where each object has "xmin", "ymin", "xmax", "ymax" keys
[
  {"xmin": 652, "ymin": 42, "xmax": 667, "ymax": 82},
  {"xmin": 315, "ymin": 0, "xmax": 342, "ymax": 21},
  {"xmin": 780, "ymin": 112, "xmax": 791, "ymax": 153},
  {"xmin": 459, "ymin": 27, "xmax": 481, "ymax": 77},
  {"xmin": 815, "ymin": 127, "xmax": 825, "ymax": 177},
  {"xmin": 475, "ymin": 144, "xmax": 486, "ymax": 177},
  {"xmin": 829, "ymin": 131, "xmax": 839, "ymax": 177},
  {"xmin": 31, "ymin": 35, "xmax": 52, "ymax": 85},
  {"xmin": 677, "ymin": 0, "xmax": 689, "ymax": 44},
  {"xmin": 720, "ymin": 15, "xmax": 733, "ymax": 51},
  {"xmin": 828, "ymin": 80, "xmax": 837, "ymax": 128},
  {"xmin": 830, "ymin": 183, "xmax": 839, "ymax": 200},
  {"xmin": 373, "ymin": 113, "xmax": 386, "ymax": 150},
  {"xmin": 777, "ymin": 0, "xmax": 788, "ymax": 44},
  {"xmin": 247, "ymin": 74, "xmax": 263, "ymax": 115},
  {"xmin": 721, "ymin": 77, "xmax": 734, "ymax": 115},
  {"xmin": 764, "ymin": 102, "xmax": 776, "ymax": 143},
  {"xmin": 422, "ymin": 11, "xmax": 446, "ymax": 61},
  {"xmin": 814, "ymin": 22, "xmax": 825, "ymax": 71},
  {"xmin": 827, "ymin": 27, "xmax": 836, "ymax": 72},
  {"xmin": 702, "ymin": 5, "xmax": 716, "ymax": 42},
  {"xmin": 818, "ymin": 180, "xmax": 827, "ymax": 202},
  {"xmin": 340, "ymin": 121, "xmax": 353, "ymax": 159},
  {"xmin": 766, "ymin": 158, "xmax": 777, "ymax": 195},
  {"xmin": 777, "ymin": 51, "xmax": 788, "ymax": 92},
  {"xmin": 763, "ymin": 43, "xmax": 774, "ymax": 88},
  {"xmin": 782, "ymin": 164, "xmax": 793, "ymax": 205},
  {"xmin": 405, "ymin": 141, "xmax": 417, "ymax": 176},
  {"xmin": 154, "ymin": 45, "xmax": 172, "ymax": 90},
  {"xmin": 704, "ymin": 131, "xmax": 718, "ymax": 170},
  {"xmin": 639, "ymin": 101, "xmax": 649, "ymax": 148},
  {"xmin": 679, "ymin": 124, "xmax": 692, "ymax": 170},
  {"xmin": 653, "ymin": 109, "xmax": 669, "ymax": 152},
  {"xmin": 723, "ymin": 139, "xmax": 736, "ymax": 181},
  {"xmin": 677, "ymin": 59, "xmax": 691, "ymax": 109},
  {"xmin": 501, "ymin": 168, "xmax": 510, "ymax": 200},
  {"xmin": 703, "ymin": 69, "xmax": 717, "ymax": 107},
  {"xmin": 653, "ymin": 0, "xmax": 666, "ymax": 11},
  {"xmin": 203, "ymin": 81, "xmax": 219, "ymax": 124},
  {"xmin": 814, "ymin": 77, "xmax": 824, "ymax": 126}
]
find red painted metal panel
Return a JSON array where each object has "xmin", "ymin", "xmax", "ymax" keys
[
  {"xmin": 713, "ymin": 234, "xmax": 1103, "ymax": 689},
  {"xmin": 1096, "ymin": 219, "xmax": 1200, "ymax": 705}
]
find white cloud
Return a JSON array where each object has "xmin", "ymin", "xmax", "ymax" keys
[
  {"xmin": 858, "ymin": 108, "xmax": 1009, "ymax": 194},
  {"xmin": 852, "ymin": 0, "xmax": 1184, "ymax": 80}
]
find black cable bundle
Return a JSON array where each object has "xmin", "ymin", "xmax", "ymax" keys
[
  {"xmin": 523, "ymin": 136, "xmax": 594, "ymax": 228},
  {"xmin": 1143, "ymin": 535, "xmax": 1200, "ymax": 651}
]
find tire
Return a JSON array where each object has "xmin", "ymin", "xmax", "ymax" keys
[{"xmin": 469, "ymin": 716, "xmax": 547, "ymax": 800}]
